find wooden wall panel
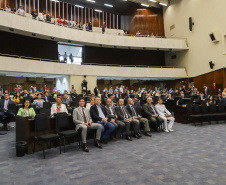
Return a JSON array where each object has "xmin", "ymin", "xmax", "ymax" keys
[{"xmin": 128, "ymin": 8, "xmax": 165, "ymax": 36}]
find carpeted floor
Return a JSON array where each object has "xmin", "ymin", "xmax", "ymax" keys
[{"xmin": 1, "ymin": 122, "xmax": 226, "ymax": 185}]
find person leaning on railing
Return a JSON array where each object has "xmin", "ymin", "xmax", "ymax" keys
[
  {"xmin": 17, "ymin": 99, "xmax": 35, "ymax": 117},
  {"xmin": 31, "ymin": 9, "xmax": 38, "ymax": 19}
]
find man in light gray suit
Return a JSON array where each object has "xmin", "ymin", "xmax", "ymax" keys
[{"xmin": 73, "ymin": 98, "xmax": 102, "ymax": 152}]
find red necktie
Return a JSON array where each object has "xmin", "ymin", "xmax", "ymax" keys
[{"xmin": 82, "ymin": 108, "xmax": 87, "ymax": 123}]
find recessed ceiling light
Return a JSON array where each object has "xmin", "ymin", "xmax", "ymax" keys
[
  {"xmin": 104, "ymin": 4, "xmax": 113, "ymax": 7},
  {"xmin": 159, "ymin": 3, "xmax": 168, "ymax": 6},
  {"xmin": 141, "ymin": 3, "xmax": 149, "ymax": 7},
  {"xmin": 148, "ymin": 0, "xmax": 157, "ymax": 2},
  {"xmin": 86, "ymin": 0, "xmax": 95, "ymax": 3},
  {"xmin": 95, "ymin": 9, "xmax": 102, "ymax": 12}
]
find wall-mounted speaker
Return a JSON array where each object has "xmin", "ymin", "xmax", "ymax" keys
[
  {"xmin": 209, "ymin": 61, "xmax": 215, "ymax": 69},
  {"xmin": 189, "ymin": 17, "xmax": 194, "ymax": 31},
  {"xmin": 209, "ymin": 31, "xmax": 220, "ymax": 43}
]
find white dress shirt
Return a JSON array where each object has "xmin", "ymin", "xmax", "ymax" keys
[{"xmin": 51, "ymin": 103, "xmax": 68, "ymax": 115}]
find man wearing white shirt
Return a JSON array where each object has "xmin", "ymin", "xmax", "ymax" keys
[
  {"xmin": 155, "ymin": 98, "xmax": 175, "ymax": 132},
  {"xmin": 73, "ymin": 98, "xmax": 102, "ymax": 152},
  {"xmin": 6, "ymin": 6, "xmax": 11, "ymax": 12},
  {"xmin": 38, "ymin": 12, "xmax": 44, "ymax": 21},
  {"xmin": 50, "ymin": 96, "xmax": 68, "ymax": 116},
  {"xmin": 17, "ymin": 6, "xmax": 25, "ymax": 16}
]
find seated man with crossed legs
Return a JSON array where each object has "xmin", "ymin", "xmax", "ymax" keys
[{"xmin": 73, "ymin": 98, "xmax": 102, "ymax": 152}]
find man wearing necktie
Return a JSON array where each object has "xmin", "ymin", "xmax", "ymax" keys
[
  {"xmin": 126, "ymin": 98, "xmax": 152, "ymax": 137},
  {"xmin": 90, "ymin": 97, "xmax": 115, "ymax": 144},
  {"xmin": 203, "ymin": 84, "xmax": 211, "ymax": 99},
  {"xmin": 115, "ymin": 99, "xmax": 140, "ymax": 140},
  {"xmin": 105, "ymin": 98, "xmax": 125, "ymax": 139},
  {"xmin": 73, "ymin": 98, "xmax": 102, "ymax": 152},
  {"xmin": 0, "ymin": 93, "xmax": 15, "ymax": 131},
  {"xmin": 143, "ymin": 97, "xmax": 164, "ymax": 132}
]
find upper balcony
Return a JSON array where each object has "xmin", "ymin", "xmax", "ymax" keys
[{"xmin": 0, "ymin": 10, "xmax": 188, "ymax": 51}]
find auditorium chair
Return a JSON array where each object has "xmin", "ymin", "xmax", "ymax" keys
[
  {"xmin": 33, "ymin": 114, "xmax": 61, "ymax": 159},
  {"xmin": 40, "ymin": 109, "xmax": 51, "ymax": 116},
  {"xmin": 55, "ymin": 112, "xmax": 80, "ymax": 153},
  {"xmin": 43, "ymin": 102, "xmax": 51, "ymax": 109}
]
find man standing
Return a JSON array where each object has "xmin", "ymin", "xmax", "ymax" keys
[
  {"xmin": 105, "ymin": 98, "xmax": 125, "ymax": 139},
  {"xmin": 73, "ymin": 98, "xmax": 102, "ymax": 152},
  {"xmin": 101, "ymin": 22, "xmax": 106, "ymax": 34},
  {"xmin": 94, "ymin": 85, "xmax": 99, "ymax": 97},
  {"xmin": 115, "ymin": 99, "xmax": 140, "ymax": 140},
  {"xmin": 0, "ymin": 93, "xmax": 15, "ymax": 131},
  {"xmin": 126, "ymin": 98, "xmax": 152, "ymax": 137},
  {"xmin": 203, "ymin": 84, "xmax": 211, "ymax": 98},
  {"xmin": 143, "ymin": 97, "xmax": 164, "ymax": 132},
  {"xmin": 90, "ymin": 97, "xmax": 115, "ymax": 144},
  {"xmin": 155, "ymin": 98, "xmax": 175, "ymax": 132}
]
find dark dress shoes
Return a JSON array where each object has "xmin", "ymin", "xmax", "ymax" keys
[
  {"xmin": 137, "ymin": 133, "xmax": 142, "ymax": 138},
  {"xmin": 126, "ymin": 135, "xmax": 132, "ymax": 141},
  {"xmin": 134, "ymin": 134, "xmax": 140, "ymax": 139},
  {"xmin": 82, "ymin": 143, "xmax": 89, "ymax": 152},
  {"xmin": 94, "ymin": 139, "xmax": 102, "ymax": 149},
  {"xmin": 100, "ymin": 139, "xmax": 108, "ymax": 144},
  {"xmin": 144, "ymin": 132, "xmax": 152, "ymax": 137}
]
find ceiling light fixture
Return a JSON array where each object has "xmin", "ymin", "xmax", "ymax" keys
[
  {"xmin": 148, "ymin": 0, "xmax": 157, "ymax": 2},
  {"xmin": 104, "ymin": 4, "xmax": 113, "ymax": 7},
  {"xmin": 159, "ymin": 2, "xmax": 168, "ymax": 6},
  {"xmin": 86, "ymin": 0, "xmax": 95, "ymax": 3},
  {"xmin": 95, "ymin": 9, "xmax": 103, "ymax": 12},
  {"xmin": 75, "ymin": 5, "xmax": 84, "ymax": 8},
  {"xmin": 141, "ymin": 3, "xmax": 149, "ymax": 7}
]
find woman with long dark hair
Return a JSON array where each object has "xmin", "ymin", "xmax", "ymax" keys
[{"xmin": 17, "ymin": 99, "xmax": 36, "ymax": 117}]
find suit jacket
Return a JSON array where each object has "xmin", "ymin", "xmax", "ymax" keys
[
  {"xmin": 0, "ymin": 99, "xmax": 14, "ymax": 109},
  {"xmin": 73, "ymin": 107, "xmax": 93, "ymax": 130},
  {"xmin": 62, "ymin": 98, "xmax": 71, "ymax": 105},
  {"xmin": 90, "ymin": 104, "xmax": 109, "ymax": 123},
  {"xmin": 143, "ymin": 103, "xmax": 158, "ymax": 119},
  {"xmin": 133, "ymin": 101, "xmax": 140, "ymax": 108},
  {"xmin": 115, "ymin": 105, "xmax": 131, "ymax": 120},
  {"xmin": 203, "ymin": 87, "xmax": 211, "ymax": 97},
  {"xmin": 43, "ymin": 95, "xmax": 50, "ymax": 102},
  {"xmin": 94, "ymin": 88, "xmax": 98, "ymax": 96},
  {"xmin": 126, "ymin": 104, "xmax": 138, "ymax": 117},
  {"xmin": 105, "ymin": 105, "xmax": 117, "ymax": 119}
]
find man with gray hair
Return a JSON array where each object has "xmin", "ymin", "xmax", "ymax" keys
[{"xmin": 143, "ymin": 97, "xmax": 164, "ymax": 132}]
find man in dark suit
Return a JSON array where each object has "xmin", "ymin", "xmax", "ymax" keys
[
  {"xmin": 143, "ymin": 97, "xmax": 164, "ymax": 132},
  {"xmin": 90, "ymin": 97, "xmax": 115, "ymax": 143},
  {"xmin": 115, "ymin": 99, "xmax": 140, "ymax": 140},
  {"xmin": 94, "ymin": 85, "xmax": 99, "ymax": 97},
  {"xmin": 0, "ymin": 93, "xmax": 15, "ymax": 131},
  {"xmin": 105, "ymin": 98, "xmax": 125, "ymax": 139},
  {"xmin": 133, "ymin": 97, "xmax": 140, "ymax": 108},
  {"xmin": 181, "ymin": 85, "xmax": 187, "ymax": 93},
  {"xmin": 199, "ymin": 92, "xmax": 206, "ymax": 101},
  {"xmin": 203, "ymin": 84, "xmax": 211, "ymax": 98},
  {"xmin": 127, "ymin": 98, "xmax": 152, "ymax": 137}
]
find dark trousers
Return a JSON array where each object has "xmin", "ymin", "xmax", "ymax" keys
[
  {"xmin": 0, "ymin": 111, "xmax": 14, "ymax": 125},
  {"xmin": 148, "ymin": 116, "xmax": 164, "ymax": 131},
  {"xmin": 97, "ymin": 121, "xmax": 115, "ymax": 140},
  {"xmin": 121, "ymin": 119, "xmax": 139, "ymax": 135},
  {"xmin": 110, "ymin": 120, "xmax": 125, "ymax": 137}
]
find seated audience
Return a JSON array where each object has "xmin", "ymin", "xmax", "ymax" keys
[
  {"xmin": 67, "ymin": 20, "xmax": 72, "ymax": 27},
  {"xmin": 45, "ymin": 13, "xmax": 51, "ymax": 22},
  {"xmin": 57, "ymin": 17, "xmax": 62, "ymax": 25},
  {"xmin": 222, "ymin": 88, "xmax": 226, "ymax": 98},
  {"xmin": 51, "ymin": 96, "xmax": 68, "ymax": 115},
  {"xmin": 38, "ymin": 12, "xmax": 44, "ymax": 21},
  {"xmin": 33, "ymin": 94, "xmax": 44, "ymax": 108},
  {"xmin": 199, "ymin": 92, "xmax": 205, "ymax": 101},
  {"xmin": 17, "ymin": 99, "xmax": 35, "ymax": 117},
  {"xmin": 73, "ymin": 98, "xmax": 102, "ymax": 152},
  {"xmin": 127, "ymin": 98, "xmax": 152, "ymax": 136},
  {"xmin": 136, "ymin": 31, "xmax": 141, "ymax": 35},
  {"xmin": 155, "ymin": 98, "xmax": 175, "ymax": 132},
  {"xmin": 143, "ymin": 97, "xmax": 164, "ymax": 132},
  {"xmin": 0, "ymin": 93, "xmax": 15, "ymax": 131},
  {"xmin": 31, "ymin": 9, "xmax": 38, "ymax": 19},
  {"xmin": 62, "ymin": 94, "xmax": 70, "ymax": 107},
  {"xmin": 115, "ymin": 99, "xmax": 140, "ymax": 140},
  {"xmin": 6, "ymin": 6, "xmax": 11, "ymax": 12},
  {"xmin": 105, "ymin": 98, "xmax": 125, "ymax": 139},
  {"xmin": 88, "ymin": 22, "xmax": 92, "ymax": 31},
  {"xmin": 13, "ymin": 92, "xmax": 23, "ymax": 103},
  {"xmin": 133, "ymin": 96, "xmax": 140, "ymax": 108},
  {"xmin": 43, "ymin": 91, "xmax": 50, "ymax": 102},
  {"xmin": 85, "ymin": 23, "xmax": 89, "ymax": 31},
  {"xmin": 12, "ymin": 8, "xmax": 16, "ymax": 13},
  {"xmin": 216, "ymin": 93, "xmax": 222, "ymax": 101},
  {"xmin": 17, "ymin": 6, "xmax": 25, "ymax": 16},
  {"xmin": 90, "ymin": 97, "xmax": 115, "ymax": 144},
  {"xmin": 151, "ymin": 33, "xmax": 155, "ymax": 38},
  {"xmin": 63, "ymin": 19, "xmax": 67, "ymax": 26},
  {"xmin": 207, "ymin": 96, "xmax": 216, "ymax": 106},
  {"xmin": 79, "ymin": 22, "xmax": 83, "ymax": 29},
  {"xmin": 86, "ymin": 98, "xmax": 94, "ymax": 110}
]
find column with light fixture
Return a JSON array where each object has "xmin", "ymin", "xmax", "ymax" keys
[
  {"xmin": 37, "ymin": 0, "xmax": 39, "ymax": 14},
  {"xmin": 25, "ymin": 0, "xmax": 26, "ymax": 12},
  {"xmin": 110, "ymin": 13, "xmax": 111, "ymax": 29},
  {"xmin": 62, "ymin": 2, "xmax": 64, "ymax": 19},
  {"xmin": 78, "ymin": 7, "xmax": 79, "ymax": 23},
  {"xmin": 117, "ymin": 15, "xmax": 118, "ymax": 29},
  {"xmin": 71, "ymin": 5, "xmax": 72, "ymax": 21},
  {"xmin": 85, "ymin": 7, "xmax": 86, "ymax": 25},
  {"xmin": 67, "ymin": 3, "xmax": 68, "ymax": 20},
  {"xmin": 103, "ymin": 11, "xmax": 104, "ymax": 24},
  {"xmin": 113, "ymin": 14, "xmax": 115, "ymax": 29},
  {"xmin": 99, "ymin": 12, "xmax": 100, "ymax": 27},
  {"xmin": 92, "ymin": 9, "xmax": 93, "ymax": 26},
  {"xmin": 74, "ymin": 6, "xmax": 76, "ymax": 22},
  {"xmin": 46, "ymin": 0, "xmax": 47, "ymax": 13},
  {"xmin": 81, "ymin": 7, "xmax": 83, "ymax": 25},
  {"xmin": 106, "ymin": 12, "xmax": 107, "ymax": 28},
  {"xmin": 29, "ymin": 0, "xmax": 30, "ymax": 13}
]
